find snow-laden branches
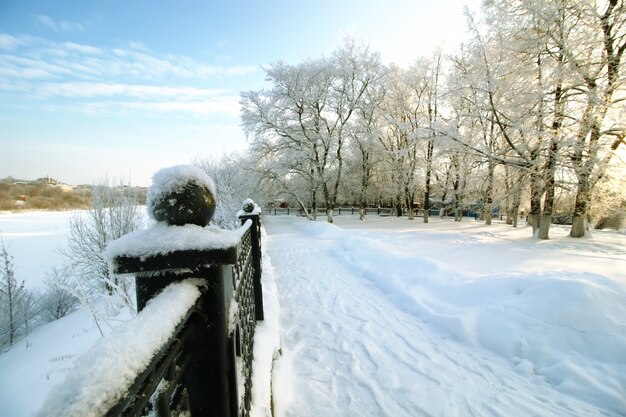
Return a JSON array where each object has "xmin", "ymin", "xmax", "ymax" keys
[{"xmin": 239, "ymin": 6, "xmax": 625, "ymax": 236}]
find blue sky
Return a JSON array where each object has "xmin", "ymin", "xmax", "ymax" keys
[{"xmin": 1, "ymin": 0, "xmax": 479, "ymax": 186}]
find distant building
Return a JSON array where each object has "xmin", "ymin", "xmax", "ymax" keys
[{"xmin": 36, "ymin": 176, "xmax": 59, "ymax": 185}]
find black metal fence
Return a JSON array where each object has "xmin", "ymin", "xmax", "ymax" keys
[
  {"xmin": 265, "ymin": 206, "xmax": 480, "ymax": 218},
  {"xmin": 108, "ymin": 214, "xmax": 263, "ymax": 417},
  {"xmin": 37, "ymin": 172, "xmax": 264, "ymax": 417}
]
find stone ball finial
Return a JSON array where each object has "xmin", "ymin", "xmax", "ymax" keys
[
  {"xmin": 147, "ymin": 165, "xmax": 216, "ymax": 226},
  {"xmin": 242, "ymin": 198, "xmax": 255, "ymax": 213}
]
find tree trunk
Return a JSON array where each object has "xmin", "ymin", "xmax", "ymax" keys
[
  {"xmin": 503, "ymin": 166, "xmax": 514, "ymax": 225},
  {"xmin": 570, "ymin": 177, "xmax": 591, "ymax": 238},
  {"xmin": 453, "ymin": 165, "xmax": 462, "ymax": 222},
  {"xmin": 570, "ymin": 214, "xmax": 587, "ymax": 238},
  {"xmin": 359, "ymin": 151, "xmax": 370, "ymax": 221},
  {"xmin": 528, "ymin": 163, "xmax": 542, "ymax": 234},
  {"xmin": 296, "ymin": 198, "xmax": 312, "ymax": 220},
  {"xmin": 538, "ymin": 155, "xmax": 556, "ymax": 239},
  {"xmin": 326, "ymin": 200, "xmax": 335, "ymax": 223},
  {"xmin": 511, "ymin": 183, "xmax": 522, "ymax": 228},
  {"xmin": 395, "ymin": 187, "xmax": 404, "ymax": 217},
  {"xmin": 484, "ymin": 160, "xmax": 494, "ymax": 225},
  {"xmin": 326, "ymin": 209, "xmax": 334, "ymax": 223},
  {"xmin": 406, "ymin": 188, "xmax": 415, "ymax": 220},
  {"xmin": 359, "ymin": 206, "xmax": 366, "ymax": 221},
  {"xmin": 539, "ymin": 140, "xmax": 559, "ymax": 239},
  {"xmin": 439, "ymin": 169, "xmax": 450, "ymax": 219},
  {"xmin": 424, "ymin": 141, "xmax": 434, "ymax": 223},
  {"xmin": 311, "ymin": 192, "xmax": 317, "ymax": 221},
  {"xmin": 423, "ymin": 184, "xmax": 430, "ymax": 224},
  {"xmin": 539, "ymin": 69, "xmax": 564, "ymax": 239}
]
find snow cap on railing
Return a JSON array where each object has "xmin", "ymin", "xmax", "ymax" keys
[
  {"xmin": 237, "ymin": 198, "xmax": 262, "ymax": 217},
  {"xmin": 147, "ymin": 165, "xmax": 216, "ymax": 227}
]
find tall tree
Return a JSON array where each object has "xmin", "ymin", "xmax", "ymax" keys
[
  {"xmin": 563, "ymin": 0, "xmax": 626, "ymax": 236},
  {"xmin": 423, "ymin": 51, "xmax": 444, "ymax": 223},
  {"xmin": 242, "ymin": 40, "xmax": 382, "ymax": 222},
  {"xmin": 0, "ymin": 236, "xmax": 23, "ymax": 346}
]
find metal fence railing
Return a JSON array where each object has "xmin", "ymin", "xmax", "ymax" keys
[{"xmin": 37, "ymin": 166, "xmax": 264, "ymax": 417}]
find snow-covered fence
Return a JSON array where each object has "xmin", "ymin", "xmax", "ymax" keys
[
  {"xmin": 266, "ymin": 206, "xmax": 392, "ymax": 216},
  {"xmin": 37, "ymin": 166, "xmax": 264, "ymax": 417},
  {"xmin": 265, "ymin": 206, "xmax": 477, "ymax": 217}
]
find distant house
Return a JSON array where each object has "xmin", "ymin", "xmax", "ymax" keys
[{"xmin": 37, "ymin": 176, "xmax": 59, "ymax": 185}]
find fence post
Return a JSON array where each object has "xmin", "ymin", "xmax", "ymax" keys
[
  {"xmin": 112, "ymin": 166, "xmax": 239, "ymax": 417},
  {"xmin": 238, "ymin": 199, "xmax": 265, "ymax": 321}
]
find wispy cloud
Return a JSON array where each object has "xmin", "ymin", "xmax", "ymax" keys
[
  {"xmin": 34, "ymin": 15, "xmax": 86, "ymax": 32},
  {"xmin": 0, "ymin": 34, "xmax": 24, "ymax": 51},
  {"xmin": 37, "ymin": 82, "xmax": 229, "ymax": 100},
  {"xmin": 63, "ymin": 42, "xmax": 101, "ymax": 55},
  {"xmin": 0, "ymin": 34, "xmax": 258, "ymax": 117},
  {"xmin": 35, "ymin": 82, "xmax": 240, "ymax": 115},
  {"xmin": 0, "ymin": 35, "xmax": 257, "ymax": 81}
]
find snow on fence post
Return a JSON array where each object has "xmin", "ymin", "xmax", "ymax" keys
[
  {"xmin": 38, "ymin": 165, "xmax": 261, "ymax": 417},
  {"xmin": 110, "ymin": 166, "xmax": 261, "ymax": 417},
  {"xmin": 237, "ymin": 199, "xmax": 264, "ymax": 321}
]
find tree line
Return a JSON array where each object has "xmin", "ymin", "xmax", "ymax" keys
[
  {"xmin": 240, "ymin": 0, "xmax": 625, "ymax": 239},
  {"xmin": 0, "ymin": 178, "xmax": 147, "ymax": 212}
]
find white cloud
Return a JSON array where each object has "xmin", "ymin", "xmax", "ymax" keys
[
  {"xmin": 0, "ymin": 35, "xmax": 257, "ymax": 82},
  {"xmin": 0, "ymin": 34, "xmax": 258, "ymax": 118},
  {"xmin": 34, "ymin": 82, "xmax": 240, "ymax": 116},
  {"xmin": 63, "ymin": 42, "xmax": 101, "ymax": 55},
  {"xmin": 33, "ymin": 15, "xmax": 86, "ymax": 32},
  {"xmin": 0, "ymin": 34, "xmax": 23, "ymax": 51},
  {"xmin": 37, "ymin": 82, "xmax": 228, "ymax": 99},
  {"xmin": 0, "ymin": 54, "xmax": 71, "ymax": 79},
  {"xmin": 124, "ymin": 97, "xmax": 240, "ymax": 116}
]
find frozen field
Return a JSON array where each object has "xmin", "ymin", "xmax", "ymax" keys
[
  {"xmin": 0, "ymin": 211, "xmax": 74, "ymax": 289},
  {"xmin": 0, "ymin": 211, "xmax": 625, "ymax": 416}
]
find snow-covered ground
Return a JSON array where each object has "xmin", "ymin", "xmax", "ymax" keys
[
  {"xmin": 0, "ymin": 210, "xmax": 136, "ymax": 417},
  {"xmin": 0, "ymin": 211, "xmax": 73, "ymax": 289},
  {"xmin": 1, "ymin": 211, "xmax": 625, "ymax": 416},
  {"xmin": 264, "ymin": 215, "xmax": 626, "ymax": 417}
]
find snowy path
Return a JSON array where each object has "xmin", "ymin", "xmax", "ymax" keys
[{"xmin": 264, "ymin": 216, "xmax": 624, "ymax": 417}]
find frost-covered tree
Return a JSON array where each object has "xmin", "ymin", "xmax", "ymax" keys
[
  {"xmin": 194, "ymin": 152, "xmax": 261, "ymax": 227},
  {"xmin": 378, "ymin": 64, "xmax": 428, "ymax": 219},
  {"xmin": 242, "ymin": 39, "xmax": 382, "ymax": 222},
  {"xmin": 237, "ymin": 2, "xmax": 624, "ymax": 233},
  {"xmin": 60, "ymin": 181, "xmax": 143, "ymax": 297},
  {"xmin": 474, "ymin": 0, "xmax": 626, "ymax": 237},
  {"xmin": 559, "ymin": 0, "xmax": 626, "ymax": 236},
  {"xmin": 0, "ymin": 236, "xmax": 23, "ymax": 346},
  {"xmin": 345, "ymin": 60, "xmax": 387, "ymax": 220},
  {"xmin": 42, "ymin": 266, "xmax": 80, "ymax": 321},
  {"xmin": 422, "ymin": 51, "xmax": 445, "ymax": 223},
  {"xmin": 0, "ymin": 236, "xmax": 40, "ymax": 347}
]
